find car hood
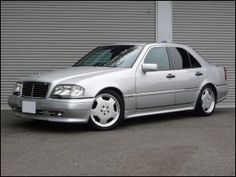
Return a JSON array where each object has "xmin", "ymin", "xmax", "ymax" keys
[{"xmin": 22, "ymin": 66, "xmax": 127, "ymax": 84}]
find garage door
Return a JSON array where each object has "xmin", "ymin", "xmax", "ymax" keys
[
  {"xmin": 1, "ymin": 1, "xmax": 155, "ymax": 109},
  {"xmin": 172, "ymin": 1, "xmax": 235, "ymax": 107}
]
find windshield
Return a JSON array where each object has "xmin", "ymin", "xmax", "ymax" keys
[{"xmin": 73, "ymin": 45, "xmax": 143, "ymax": 68}]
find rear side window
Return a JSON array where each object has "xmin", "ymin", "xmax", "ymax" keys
[
  {"xmin": 188, "ymin": 53, "xmax": 201, "ymax": 68},
  {"xmin": 168, "ymin": 47, "xmax": 191, "ymax": 69},
  {"xmin": 144, "ymin": 47, "xmax": 170, "ymax": 71}
]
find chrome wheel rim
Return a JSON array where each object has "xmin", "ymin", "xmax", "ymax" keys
[
  {"xmin": 201, "ymin": 88, "xmax": 215, "ymax": 113},
  {"xmin": 91, "ymin": 94, "xmax": 120, "ymax": 128}
]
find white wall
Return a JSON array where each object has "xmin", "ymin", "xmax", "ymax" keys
[{"xmin": 157, "ymin": 1, "xmax": 172, "ymax": 42}]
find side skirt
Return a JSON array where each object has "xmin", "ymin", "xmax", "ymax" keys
[{"xmin": 124, "ymin": 103, "xmax": 195, "ymax": 119}]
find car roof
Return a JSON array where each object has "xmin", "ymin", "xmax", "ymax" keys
[
  {"xmin": 100, "ymin": 42, "xmax": 147, "ymax": 46},
  {"xmin": 100, "ymin": 42, "xmax": 188, "ymax": 48}
]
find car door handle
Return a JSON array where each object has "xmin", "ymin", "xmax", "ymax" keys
[
  {"xmin": 195, "ymin": 71, "xmax": 203, "ymax": 76},
  {"xmin": 166, "ymin": 74, "xmax": 175, "ymax": 79}
]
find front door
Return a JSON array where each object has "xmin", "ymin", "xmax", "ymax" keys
[{"xmin": 136, "ymin": 47, "xmax": 176, "ymax": 109}]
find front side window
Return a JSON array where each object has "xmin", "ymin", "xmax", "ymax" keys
[
  {"xmin": 144, "ymin": 47, "xmax": 170, "ymax": 71},
  {"xmin": 169, "ymin": 47, "xmax": 191, "ymax": 69},
  {"xmin": 73, "ymin": 45, "xmax": 143, "ymax": 68}
]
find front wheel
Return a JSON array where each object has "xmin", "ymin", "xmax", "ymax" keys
[
  {"xmin": 195, "ymin": 85, "xmax": 216, "ymax": 116},
  {"xmin": 89, "ymin": 90, "xmax": 124, "ymax": 130}
]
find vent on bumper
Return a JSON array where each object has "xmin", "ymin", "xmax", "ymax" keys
[{"xmin": 22, "ymin": 82, "xmax": 50, "ymax": 98}]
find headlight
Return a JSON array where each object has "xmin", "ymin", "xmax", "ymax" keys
[
  {"xmin": 13, "ymin": 82, "xmax": 22, "ymax": 96},
  {"xmin": 50, "ymin": 85, "xmax": 85, "ymax": 98}
]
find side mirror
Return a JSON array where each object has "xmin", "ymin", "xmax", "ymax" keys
[{"xmin": 142, "ymin": 63, "xmax": 158, "ymax": 72}]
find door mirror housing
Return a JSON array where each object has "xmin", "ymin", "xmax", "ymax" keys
[{"xmin": 142, "ymin": 63, "xmax": 158, "ymax": 72}]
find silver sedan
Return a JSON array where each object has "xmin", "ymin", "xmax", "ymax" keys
[{"xmin": 8, "ymin": 43, "xmax": 228, "ymax": 130}]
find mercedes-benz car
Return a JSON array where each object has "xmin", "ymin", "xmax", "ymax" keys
[{"xmin": 8, "ymin": 43, "xmax": 228, "ymax": 130}]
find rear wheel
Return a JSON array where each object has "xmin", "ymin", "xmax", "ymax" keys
[
  {"xmin": 195, "ymin": 85, "xmax": 216, "ymax": 116},
  {"xmin": 89, "ymin": 90, "xmax": 124, "ymax": 130}
]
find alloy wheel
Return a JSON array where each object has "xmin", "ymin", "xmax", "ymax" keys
[
  {"xmin": 201, "ymin": 88, "xmax": 215, "ymax": 114},
  {"xmin": 90, "ymin": 93, "xmax": 120, "ymax": 128}
]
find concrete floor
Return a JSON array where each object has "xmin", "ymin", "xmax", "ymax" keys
[{"xmin": 1, "ymin": 108, "xmax": 235, "ymax": 176}]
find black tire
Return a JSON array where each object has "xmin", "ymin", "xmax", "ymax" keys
[
  {"xmin": 195, "ymin": 85, "xmax": 216, "ymax": 116},
  {"xmin": 89, "ymin": 90, "xmax": 124, "ymax": 130}
]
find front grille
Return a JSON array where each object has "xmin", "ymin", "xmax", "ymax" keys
[{"xmin": 22, "ymin": 82, "xmax": 50, "ymax": 98}]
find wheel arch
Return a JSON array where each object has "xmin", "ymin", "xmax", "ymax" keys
[
  {"xmin": 97, "ymin": 87, "xmax": 125, "ymax": 103},
  {"xmin": 200, "ymin": 83, "xmax": 218, "ymax": 101}
]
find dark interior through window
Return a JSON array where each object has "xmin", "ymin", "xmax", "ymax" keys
[
  {"xmin": 188, "ymin": 53, "xmax": 201, "ymax": 68},
  {"xmin": 169, "ymin": 47, "xmax": 191, "ymax": 69}
]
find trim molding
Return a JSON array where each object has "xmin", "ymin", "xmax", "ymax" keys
[
  {"xmin": 136, "ymin": 102, "xmax": 194, "ymax": 110},
  {"xmin": 124, "ymin": 87, "xmax": 199, "ymax": 98},
  {"xmin": 216, "ymin": 84, "xmax": 227, "ymax": 87}
]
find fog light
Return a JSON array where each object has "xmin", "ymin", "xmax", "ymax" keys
[
  {"xmin": 57, "ymin": 112, "xmax": 63, "ymax": 117},
  {"xmin": 49, "ymin": 111, "xmax": 63, "ymax": 117}
]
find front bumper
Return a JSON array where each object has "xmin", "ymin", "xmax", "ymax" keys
[{"xmin": 8, "ymin": 95, "xmax": 94, "ymax": 123}]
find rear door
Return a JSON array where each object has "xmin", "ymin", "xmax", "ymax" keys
[{"xmin": 167, "ymin": 47, "xmax": 205, "ymax": 104}]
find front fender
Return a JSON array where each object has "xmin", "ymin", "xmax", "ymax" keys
[{"xmin": 78, "ymin": 69, "xmax": 135, "ymax": 98}]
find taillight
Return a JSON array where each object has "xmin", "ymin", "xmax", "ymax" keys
[{"xmin": 224, "ymin": 67, "xmax": 227, "ymax": 80}]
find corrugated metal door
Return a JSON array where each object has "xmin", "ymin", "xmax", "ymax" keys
[
  {"xmin": 172, "ymin": 1, "xmax": 235, "ymax": 107},
  {"xmin": 1, "ymin": 1, "xmax": 155, "ymax": 109}
]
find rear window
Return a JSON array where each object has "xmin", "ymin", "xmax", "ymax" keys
[
  {"xmin": 188, "ymin": 53, "xmax": 201, "ymax": 68},
  {"xmin": 168, "ymin": 47, "xmax": 201, "ymax": 69},
  {"xmin": 168, "ymin": 47, "xmax": 191, "ymax": 69}
]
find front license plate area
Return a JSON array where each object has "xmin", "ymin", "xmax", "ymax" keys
[{"xmin": 22, "ymin": 101, "xmax": 36, "ymax": 114}]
